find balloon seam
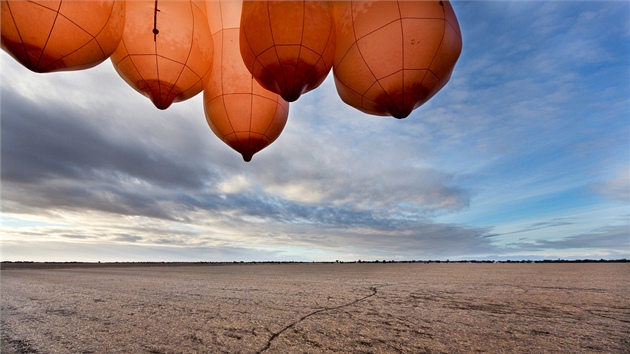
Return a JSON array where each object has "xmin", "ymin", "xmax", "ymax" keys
[
  {"xmin": 163, "ymin": 1, "xmax": 198, "ymax": 105},
  {"xmin": 35, "ymin": 1, "xmax": 63, "ymax": 69},
  {"xmin": 3, "ymin": 2, "xmax": 33, "ymax": 69},
  {"xmin": 41, "ymin": 9, "xmax": 109, "ymax": 72},
  {"xmin": 266, "ymin": 2, "xmax": 289, "ymax": 96}
]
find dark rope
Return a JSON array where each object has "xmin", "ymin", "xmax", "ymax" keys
[{"xmin": 153, "ymin": 0, "xmax": 160, "ymax": 41}]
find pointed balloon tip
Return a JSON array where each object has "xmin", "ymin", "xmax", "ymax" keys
[
  {"xmin": 143, "ymin": 81, "xmax": 180, "ymax": 110},
  {"xmin": 152, "ymin": 100, "xmax": 172, "ymax": 110},
  {"xmin": 392, "ymin": 110, "xmax": 411, "ymax": 119},
  {"xmin": 28, "ymin": 67, "xmax": 46, "ymax": 74},
  {"xmin": 281, "ymin": 93, "xmax": 300, "ymax": 102}
]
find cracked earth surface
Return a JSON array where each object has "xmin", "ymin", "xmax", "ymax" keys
[{"xmin": 1, "ymin": 263, "xmax": 629, "ymax": 353}]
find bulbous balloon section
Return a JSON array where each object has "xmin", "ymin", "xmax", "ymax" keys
[
  {"xmin": 239, "ymin": 0, "xmax": 335, "ymax": 102},
  {"xmin": 204, "ymin": 0, "xmax": 289, "ymax": 162},
  {"xmin": 333, "ymin": 0, "xmax": 462, "ymax": 118},
  {"xmin": 110, "ymin": 0, "xmax": 213, "ymax": 110},
  {"xmin": 1, "ymin": 0, "xmax": 125, "ymax": 73}
]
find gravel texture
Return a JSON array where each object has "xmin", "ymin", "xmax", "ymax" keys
[{"xmin": 1, "ymin": 263, "xmax": 629, "ymax": 353}]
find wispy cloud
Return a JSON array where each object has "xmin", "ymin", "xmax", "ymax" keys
[
  {"xmin": 506, "ymin": 225, "xmax": 630, "ymax": 253},
  {"xmin": 501, "ymin": 219, "xmax": 576, "ymax": 236},
  {"xmin": 593, "ymin": 168, "xmax": 630, "ymax": 203}
]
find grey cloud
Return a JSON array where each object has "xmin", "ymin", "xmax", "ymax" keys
[
  {"xmin": 1, "ymin": 85, "xmax": 224, "ymax": 220},
  {"xmin": 1, "ymin": 88, "xmax": 217, "ymax": 190},
  {"xmin": 1, "ymin": 240, "xmax": 286, "ymax": 262},
  {"xmin": 59, "ymin": 234, "xmax": 90, "ymax": 239},
  {"xmin": 506, "ymin": 225, "xmax": 630, "ymax": 252},
  {"xmin": 111, "ymin": 234, "xmax": 143, "ymax": 243},
  {"xmin": 594, "ymin": 175, "xmax": 630, "ymax": 203},
  {"xmin": 2, "ymin": 177, "xmax": 180, "ymax": 220},
  {"xmin": 501, "ymin": 218, "xmax": 576, "ymax": 236},
  {"xmin": 184, "ymin": 192, "xmax": 407, "ymax": 231},
  {"xmin": 278, "ymin": 221, "xmax": 498, "ymax": 259},
  {"xmin": 251, "ymin": 111, "xmax": 472, "ymax": 214},
  {"xmin": 536, "ymin": 225, "xmax": 630, "ymax": 251}
]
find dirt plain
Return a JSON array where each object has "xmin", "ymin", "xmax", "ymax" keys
[{"xmin": 1, "ymin": 262, "xmax": 629, "ymax": 354}]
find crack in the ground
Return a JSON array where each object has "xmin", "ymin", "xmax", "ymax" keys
[{"xmin": 255, "ymin": 286, "xmax": 379, "ymax": 354}]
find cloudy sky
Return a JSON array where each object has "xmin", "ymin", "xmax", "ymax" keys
[{"xmin": 2, "ymin": 1, "xmax": 629, "ymax": 262}]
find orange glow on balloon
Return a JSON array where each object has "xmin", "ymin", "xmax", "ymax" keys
[
  {"xmin": 240, "ymin": 0, "xmax": 335, "ymax": 102},
  {"xmin": 204, "ymin": 0, "xmax": 289, "ymax": 162},
  {"xmin": 1, "ymin": 0, "xmax": 125, "ymax": 73},
  {"xmin": 110, "ymin": 0, "xmax": 213, "ymax": 110},
  {"xmin": 333, "ymin": 0, "xmax": 462, "ymax": 118}
]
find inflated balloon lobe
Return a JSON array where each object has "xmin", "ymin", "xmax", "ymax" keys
[
  {"xmin": 333, "ymin": 0, "xmax": 462, "ymax": 118},
  {"xmin": 204, "ymin": 0, "xmax": 289, "ymax": 162},
  {"xmin": 110, "ymin": 0, "xmax": 213, "ymax": 110},
  {"xmin": 1, "ymin": 0, "xmax": 125, "ymax": 73},
  {"xmin": 240, "ymin": 0, "xmax": 335, "ymax": 102}
]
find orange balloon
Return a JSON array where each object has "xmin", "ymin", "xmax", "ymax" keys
[
  {"xmin": 110, "ymin": 0, "xmax": 213, "ymax": 110},
  {"xmin": 1, "ymin": 0, "xmax": 125, "ymax": 73},
  {"xmin": 204, "ymin": 0, "xmax": 289, "ymax": 162},
  {"xmin": 240, "ymin": 0, "xmax": 335, "ymax": 102},
  {"xmin": 333, "ymin": 0, "xmax": 462, "ymax": 118}
]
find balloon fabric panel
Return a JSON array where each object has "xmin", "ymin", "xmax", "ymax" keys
[
  {"xmin": 204, "ymin": 0, "xmax": 289, "ymax": 162},
  {"xmin": 1, "ymin": 0, "xmax": 125, "ymax": 73},
  {"xmin": 332, "ymin": 0, "xmax": 462, "ymax": 118},
  {"xmin": 110, "ymin": 0, "xmax": 213, "ymax": 110},
  {"xmin": 240, "ymin": 0, "xmax": 335, "ymax": 102}
]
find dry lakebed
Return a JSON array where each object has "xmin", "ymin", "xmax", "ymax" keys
[{"xmin": 1, "ymin": 262, "xmax": 629, "ymax": 353}]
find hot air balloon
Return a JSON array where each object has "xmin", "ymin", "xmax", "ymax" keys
[
  {"xmin": 1, "ymin": 0, "xmax": 125, "ymax": 73},
  {"xmin": 204, "ymin": 0, "xmax": 289, "ymax": 162},
  {"xmin": 333, "ymin": 0, "xmax": 462, "ymax": 118},
  {"xmin": 239, "ymin": 0, "xmax": 335, "ymax": 102},
  {"xmin": 110, "ymin": 0, "xmax": 213, "ymax": 110}
]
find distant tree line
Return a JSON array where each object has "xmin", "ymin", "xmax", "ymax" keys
[
  {"xmin": 336, "ymin": 259, "xmax": 629, "ymax": 264},
  {"xmin": 1, "ymin": 258, "xmax": 628, "ymax": 269}
]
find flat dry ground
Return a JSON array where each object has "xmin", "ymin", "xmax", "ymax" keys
[{"xmin": 1, "ymin": 263, "xmax": 628, "ymax": 353}]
